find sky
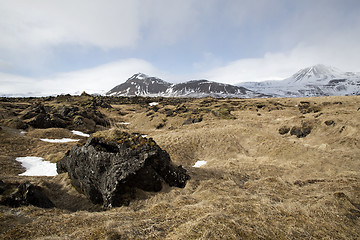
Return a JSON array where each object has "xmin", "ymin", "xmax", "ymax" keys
[{"xmin": 0, "ymin": 0, "xmax": 360, "ymax": 96}]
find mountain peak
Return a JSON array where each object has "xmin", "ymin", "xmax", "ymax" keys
[
  {"xmin": 291, "ymin": 64, "xmax": 341, "ymax": 83},
  {"xmin": 242, "ymin": 64, "xmax": 360, "ymax": 97},
  {"xmin": 129, "ymin": 73, "xmax": 149, "ymax": 80}
]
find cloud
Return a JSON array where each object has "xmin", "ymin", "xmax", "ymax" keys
[
  {"xmin": 199, "ymin": 39, "xmax": 360, "ymax": 84},
  {"xmin": 139, "ymin": 0, "xmax": 203, "ymax": 45},
  {"xmin": 0, "ymin": 0, "xmax": 141, "ymax": 49},
  {"xmin": 0, "ymin": 58, "xmax": 163, "ymax": 96}
]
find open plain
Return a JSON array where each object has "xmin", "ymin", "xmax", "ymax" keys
[{"xmin": 0, "ymin": 94, "xmax": 359, "ymax": 239}]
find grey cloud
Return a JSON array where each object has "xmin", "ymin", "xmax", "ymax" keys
[{"xmin": 0, "ymin": 0, "xmax": 141, "ymax": 49}]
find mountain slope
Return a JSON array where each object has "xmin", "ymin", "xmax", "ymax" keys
[
  {"xmin": 169, "ymin": 80, "xmax": 259, "ymax": 98},
  {"xmin": 107, "ymin": 73, "xmax": 172, "ymax": 96},
  {"xmin": 241, "ymin": 64, "xmax": 360, "ymax": 97},
  {"xmin": 107, "ymin": 74, "xmax": 263, "ymax": 98}
]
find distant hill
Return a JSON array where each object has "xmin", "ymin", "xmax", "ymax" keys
[{"xmin": 240, "ymin": 64, "xmax": 360, "ymax": 97}]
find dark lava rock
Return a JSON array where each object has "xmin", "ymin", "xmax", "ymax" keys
[
  {"xmin": 0, "ymin": 181, "xmax": 55, "ymax": 208},
  {"xmin": 333, "ymin": 101, "xmax": 342, "ymax": 105},
  {"xmin": 175, "ymin": 105, "xmax": 188, "ymax": 114},
  {"xmin": 27, "ymin": 113, "xmax": 67, "ymax": 129},
  {"xmin": 57, "ymin": 134, "xmax": 190, "ymax": 208},
  {"xmin": 278, "ymin": 126, "xmax": 290, "ymax": 135},
  {"xmin": 151, "ymin": 105, "xmax": 160, "ymax": 112},
  {"xmin": 5, "ymin": 118, "xmax": 28, "ymax": 129},
  {"xmin": 324, "ymin": 120, "xmax": 335, "ymax": 126},
  {"xmin": 164, "ymin": 109, "xmax": 174, "ymax": 117},
  {"xmin": 290, "ymin": 122, "xmax": 312, "ymax": 138},
  {"xmin": 183, "ymin": 117, "xmax": 203, "ymax": 125},
  {"xmin": 94, "ymin": 97, "xmax": 112, "ymax": 109},
  {"xmin": 294, "ymin": 179, "xmax": 326, "ymax": 187},
  {"xmin": 20, "ymin": 101, "xmax": 108, "ymax": 132},
  {"xmin": 0, "ymin": 180, "xmax": 6, "ymax": 194},
  {"xmin": 156, "ymin": 123, "xmax": 165, "ymax": 129},
  {"xmin": 339, "ymin": 126, "xmax": 346, "ymax": 133},
  {"xmin": 59, "ymin": 105, "xmax": 79, "ymax": 118},
  {"xmin": 298, "ymin": 101, "xmax": 321, "ymax": 114},
  {"xmin": 298, "ymin": 101, "xmax": 311, "ymax": 114},
  {"xmin": 21, "ymin": 103, "xmax": 47, "ymax": 120}
]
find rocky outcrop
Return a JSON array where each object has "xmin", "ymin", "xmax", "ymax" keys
[
  {"xmin": 290, "ymin": 122, "xmax": 313, "ymax": 138},
  {"xmin": 20, "ymin": 103, "xmax": 109, "ymax": 132},
  {"xmin": 298, "ymin": 101, "xmax": 321, "ymax": 114},
  {"xmin": 57, "ymin": 133, "xmax": 190, "ymax": 208},
  {"xmin": 0, "ymin": 180, "xmax": 55, "ymax": 208},
  {"xmin": 279, "ymin": 122, "xmax": 312, "ymax": 138}
]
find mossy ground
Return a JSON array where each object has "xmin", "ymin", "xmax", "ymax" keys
[{"xmin": 0, "ymin": 95, "xmax": 359, "ymax": 239}]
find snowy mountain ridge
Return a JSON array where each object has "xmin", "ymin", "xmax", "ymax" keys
[
  {"xmin": 240, "ymin": 64, "xmax": 360, "ymax": 97},
  {"xmin": 107, "ymin": 65, "xmax": 360, "ymax": 98},
  {"xmin": 107, "ymin": 73, "xmax": 266, "ymax": 98}
]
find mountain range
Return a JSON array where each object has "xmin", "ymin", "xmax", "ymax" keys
[
  {"xmin": 107, "ymin": 64, "xmax": 360, "ymax": 98},
  {"xmin": 106, "ymin": 73, "xmax": 267, "ymax": 98}
]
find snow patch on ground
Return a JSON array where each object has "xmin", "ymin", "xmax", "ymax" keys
[
  {"xmin": 193, "ymin": 160, "xmax": 207, "ymax": 168},
  {"xmin": 16, "ymin": 156, "xmax": 58, "ymax": 176},
  {"xmin": 40, "ymin": 138, "xmax": 80, "ymax": 143},
  {"xmin": 71, "ymin": 130, "xmax": 90, "ymax": 137}
]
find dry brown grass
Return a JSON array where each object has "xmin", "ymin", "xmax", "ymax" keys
[{"xmin": 0, "ymin": 95, "xmax": 359, "ymax": 239}]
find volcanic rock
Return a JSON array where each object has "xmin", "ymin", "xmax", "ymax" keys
[
  {"xmin": 27, "ymin": 113, "xmax": 67, "ymax": 129},
  {"xmin": 278, "ymin": 126, "xmax": 290, "ymax": 135},
  {"xmin": 57, "ymin": 133, "xmax": 190, "ymax": 208},
  {"xmin": 324, "ymin": 120, "xmax": 335, "ymax": 126},
  {"xmin": 290, "ymin": 122, "xmax": 313, "ymax": 138},
  {"xmin": 0, "ymin": 181, "xmax": 55, "ymax": 208},
  {"xmin": 298, "ymin": 101, "xmax": 321, "ymax": 114},
  {"xmin": 183, "ymin": 117, "xmax": 203, "ymax": 125},
  {"xmin": 22, "ymin": 103, "xmax": 47, "ymax": 120},
  {"xmin": 5, "ymin": 118, "xmax": 28, "ymax": 129}
]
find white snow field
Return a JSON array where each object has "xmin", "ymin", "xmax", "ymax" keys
[
  {"xmin": 192, "ymin": 160, "xmax": 207, "ymax": 168},
  {"xmin": 40, "ymin": 138, "xmax": 79, "ymax": 143},
  {"xmin": 71, "ymin": 130, "xmax": 90, "ymax": 137},
  {"xmin": 16, "ymin": 156, "xmax": 58, "ymax": 176}
]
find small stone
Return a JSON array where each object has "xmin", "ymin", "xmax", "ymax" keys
[
  {"xmin": 279, "ymin": 126, "xmax": 290, "ymax": 135},
  {"xmin": 324, "ymin": 120, "xmax": 335, "ymax": 126},
  {"xmin": 183, "ymin": 117, "xmax": 203, "ymax": 125}
]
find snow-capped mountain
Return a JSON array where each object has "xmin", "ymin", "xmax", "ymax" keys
[
  {"xmin": 107, "ymin": 65, "xmax": 360, "ymax": 98},
  {"xmin": 169, "ymin": 80, "xmax": 260, "ymax": 98},
  {"xmin": 107, "ymin": 73, "xmax": 172, "ymax": 96},
  {"xmin": 241, "ymin": 64, "xmax": 360, "ymax": 97},
  {"xmin": 107, "ymin": 73, "xmax": 264, "ymax": 98}
]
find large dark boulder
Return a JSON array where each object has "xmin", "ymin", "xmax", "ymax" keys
[
  {"xmin": 57, "ymin": 133, "xmax": 190, "ymax": 208},
  {"xmin": 0, "ymin": 181, "xmax": 55, "ymax": 208}
]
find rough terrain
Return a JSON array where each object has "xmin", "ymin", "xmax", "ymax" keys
[{"xmin": 0, "ymin": 94, "xmax": 359, "ymax": 239}]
